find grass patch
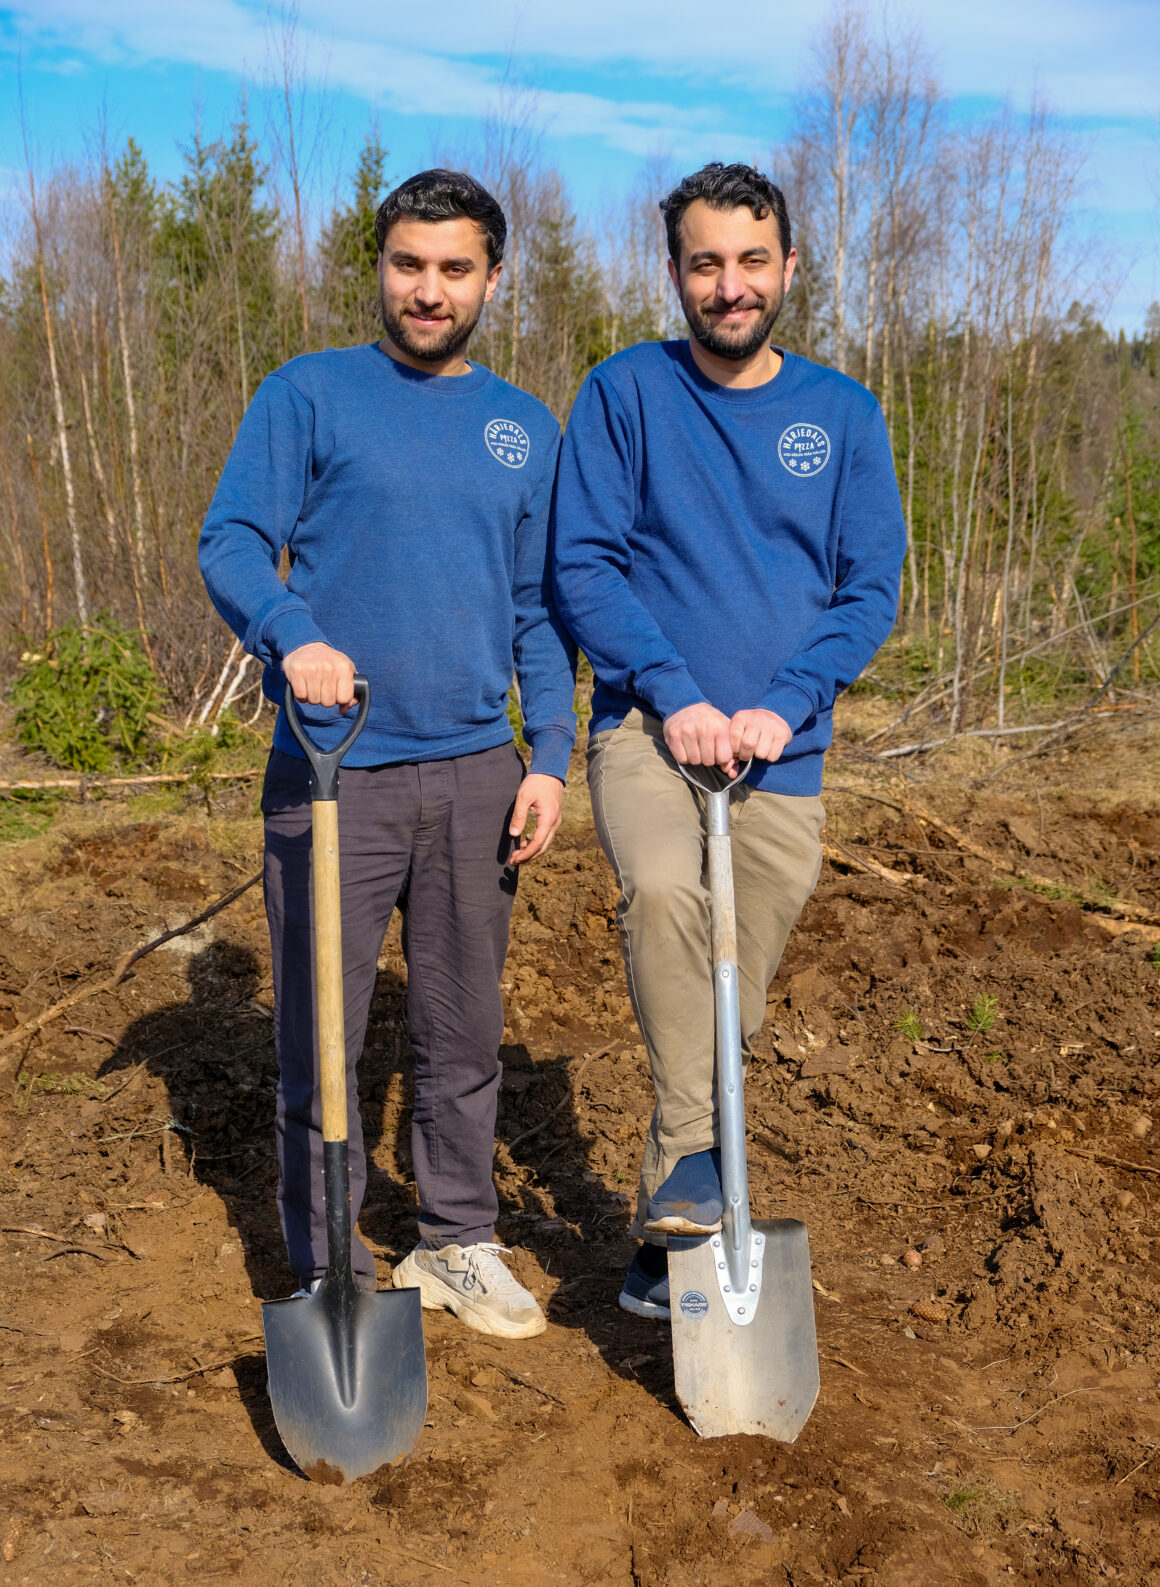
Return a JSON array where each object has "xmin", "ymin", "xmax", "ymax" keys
[
  {"xmin": 984, "ymin": 1051, "xmax": 1008, "ymax": 1065},
  {"xmin": 124, "ymin": 787, "xmax": 193, "ymax": 819},
  {"xmin": 943, "ymin": 1481, "xmax": 1022, "ymax": 1534},
  {"xmin": 1013, "ymin": 875, "xmax": 1086, "ymax": 904},
  {"xmin": 895, "ymin": 1009, "xmax": 924, "ymax": 1043},
  {"xmin": 0, "ymin": 789, "xmax": 64, "ymax": 844},
  {"xmin": 14, "ymin": 1071, "xmax": 110, "ymax": 1110}
]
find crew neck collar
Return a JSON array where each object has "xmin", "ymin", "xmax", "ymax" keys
[
  {"xmin": 672, "ymin": 340, "xmax": 799, "ymax": 404},
  {"xmin": 367, "ymin": 341, "xmax": 492, "ymax": 394}
]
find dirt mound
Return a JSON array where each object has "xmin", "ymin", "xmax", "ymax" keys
[{"xmin": 2, "ymin": 734, "xmax": 1160, "ymax": 1584}]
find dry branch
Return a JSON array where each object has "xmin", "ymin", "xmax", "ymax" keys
[
  {"xmin": 822, "ymin": 839, "xmax": 918, "ymax": 886},
  {"xmin": 0, "ymin": 873, "xmax": 261, "ymax": 1074},
  {"xmin": 0, "ymin": 770, "xmax": 260, "ymax": 794},
  {"xmin": 501, "ymin": 1051, "xmax": 599, "ymax": 1156}
]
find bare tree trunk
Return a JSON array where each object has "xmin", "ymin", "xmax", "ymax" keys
[
  {"xmin": 997, "ymin": 381, "xmax": 1016, "ymax": 725},
  {"xmin": 1, "ymin": 449, "xmax": 30, "ymax": 632},
  {"xmin": 108, "ymin": 188, "xmax": 149, "ymax": 585},
  {"xmin": 26, "ymin": 432, "xmax": 53, "ymax": 636},
  {"xmin": 68, "ymin": 310, "xmax": 118, "ymax": 555},
  {"xmin": 509, "ymin": 230, "xmax": 521, "ymax": 386},
  {"xmin": 27, "ymin": 168, "xmax": 87, "ymax": 626}
]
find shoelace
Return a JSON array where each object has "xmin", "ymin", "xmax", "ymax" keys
[{"xmin": 465, "ymin": 1242, "xmax": 527, "ymax": 1298}]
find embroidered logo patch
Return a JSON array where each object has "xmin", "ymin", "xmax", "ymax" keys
[
  {"xmin": 778, "ymin": 422, "xmax": 831, "ymax": 477},
  {"xmin": 484, "ymin": 418, "xmax": 530, "ymax": 469},
  {"xmin": 678, "ymin": 1290, "xmax": 710, "ymax": 1320}
]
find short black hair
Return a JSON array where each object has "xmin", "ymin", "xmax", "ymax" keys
[
  {"xmin": 374, "ymin": 169, "xmax": 506, "ymax": 268},
  {"xmin": 660, "ymin": 162, "xmax": 791, "ymax": 266}
]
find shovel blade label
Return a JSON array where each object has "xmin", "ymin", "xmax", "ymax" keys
[{"xmin": 679, "ymin": 1290, "xmax": 709, "ymax": 1319}]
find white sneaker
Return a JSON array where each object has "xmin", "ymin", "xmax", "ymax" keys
[{"xmin": 391, "ymin": 1243, "xmax": 547, "ymax": 1339}]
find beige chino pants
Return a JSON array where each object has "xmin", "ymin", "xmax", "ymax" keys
[{"xmin": 587, "ymin": 710, "xmax": 824, "ymax": 1240}]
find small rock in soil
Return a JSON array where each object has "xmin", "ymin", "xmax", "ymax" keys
[
  {"xmin": 455, "ymin": 1390, "xmax": 496, "ymax": 1422},
  {"xmin": 728, "ymin": 1508, "xmax": 774, "ymax": 1543}
]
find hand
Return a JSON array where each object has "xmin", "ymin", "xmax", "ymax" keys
[
  {"xmin": 509, "ymin": 773, "xmax": 564, "ymax": 865},
  {"xmin": 663, "ymin": 702, "xmax": 738, "ymax": 774},
  {"xmin": 283, "ymin": 642, "xmax": 356, "ymax": 711},
  {"xmin": 729, "ymin": 708, "xmax": 792, "ymax": 765}
]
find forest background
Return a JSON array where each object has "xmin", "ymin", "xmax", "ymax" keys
[{"xmin": 2, "ymin": 2, "xmax": 1158, "ymax": 773}]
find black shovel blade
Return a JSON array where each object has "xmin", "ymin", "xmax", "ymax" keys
[
  {"xmin": 262, "ymin": 1281, "xmax": 426, "ymax": 1483},
  {"xmin": 669, "ymin": 1219, "xmax": 819, "ymax": 1442}
]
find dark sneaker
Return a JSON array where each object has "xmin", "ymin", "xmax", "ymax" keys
[
  {"xmin": 618, "ymin": 1248, "xmax": 670, "ymax": 1321},
  {"xmin": 642, "ymin": 1149, "xmax": 723, "ymax": 1236},
  {"xmin": 392, "ymin": 1242, "xmax": 547, "ymax": 1339}
]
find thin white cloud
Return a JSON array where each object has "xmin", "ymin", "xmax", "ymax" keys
[
  {"xmin": 4, "ymin": 0, "xmax": 738, "ymax": 158},
  {"xmin": 13, "ymin": 0, "xmax": 1159, "ymax": 121}
]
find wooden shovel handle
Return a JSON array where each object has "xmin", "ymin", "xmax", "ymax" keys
[{"xmin": 312, "ymin": 801, "xmax": 348, "ymax": 1145}]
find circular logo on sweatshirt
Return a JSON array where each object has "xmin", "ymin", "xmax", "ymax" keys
[
  {"xmin": 778, "ymin": 422, "xmax": 831, "ymax": 477},
  {"xmin": 485, "ymin": 418, "xmax": 530, "ymax": 469},
  {"xmin": 679, "ymin": 1290, "xmax": 710, "ymax": 1320}
]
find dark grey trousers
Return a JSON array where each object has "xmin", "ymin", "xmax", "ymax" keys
[{"xmin": 261, "ymin": 742, "xmax": 523, "ymax": 1281}]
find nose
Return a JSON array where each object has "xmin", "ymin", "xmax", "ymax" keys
[
  {"xmin": 414, "ymin": 267, "xmax": 445, "ymax": 307},
  {"xmin": 716, "ymin": 263, "xmax": 746, "ymax": 304}
]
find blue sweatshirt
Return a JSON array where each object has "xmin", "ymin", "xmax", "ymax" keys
[
  {"xmin": 199, "ymin": 344, "xmax": 577, "ymax": 778},
  {"xmin": 551, "ymin": 341, "xmax": 906, "ymax": 795}
]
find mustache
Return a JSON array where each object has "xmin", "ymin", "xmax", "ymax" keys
[{"xmin": 703, "ymin": 295, "xmax": 767, "ymax": 315}]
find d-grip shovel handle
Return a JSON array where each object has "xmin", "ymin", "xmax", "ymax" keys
[
  {"xmin": 675, "ymin": 759, "xmax": 752, "ymax": 800},
  {"xmin": 281, "ymin": 678, "xmax": 368, "ymax": 1160},
  {"xmin": 282, "ymin": 676, "xmax": 370, "ymax": 801}
]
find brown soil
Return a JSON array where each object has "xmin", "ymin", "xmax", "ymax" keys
[{"xmin": 2, "ymin": 709, "xmax": 1160, "ymax": 1585}]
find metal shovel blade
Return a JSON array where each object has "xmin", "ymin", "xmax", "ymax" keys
[
  {"xmin": 263, "ymin": 1281, "xmax": 426, "ymax": 1483},
  {"xmin": 669, "ymin": 1219, "xmax": 819, "ymax": 1442}
]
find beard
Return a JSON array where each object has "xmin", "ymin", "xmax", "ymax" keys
[
  {"xmin": 379, "ymin": 293, "xmax": 483, "ymax": 364},
  {"xmin": 682, "ymin": 283, "xmax": 785, "ymax": 361}
]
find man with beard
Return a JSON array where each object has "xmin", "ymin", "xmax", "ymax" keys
[
  {"xmin": 200, "ymin": 170, "xmax": 576, "ymax": 1338},
  {"xmin": 551, "ymin": 162, "xmax": 906, "ymax": 1320}
]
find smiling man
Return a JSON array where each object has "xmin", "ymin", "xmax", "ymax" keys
[
  {"xmin": 551, "ymin": 162, "xmax": 906, "ymax": 1320},
  {"xmin": 199, "ymin": 169, "xmax": 576, "ymax": 1339}
]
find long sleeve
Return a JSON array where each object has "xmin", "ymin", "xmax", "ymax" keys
[
  {"xmin": 198, "ymin": 373, "xmax": 331, "ymax": 666},
  {"xmin": 551, "ymin": 373, "xmax": 706, "ymax": 723},
  {"xmin": 759, "ymin": 403, "xmax": 906, "ymax": 729},
  {"xmin": 512, "ymin": 430, "xmax": 578, "ymax": 780}
]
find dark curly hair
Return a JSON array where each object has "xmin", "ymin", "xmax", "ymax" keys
[
  {"xmin": 660, "ymin": 162, "xmax": 792, "ymax": 265},
  {"xmin": 374, "ymin": 169, "xmax": 506, "ymax": 268}
]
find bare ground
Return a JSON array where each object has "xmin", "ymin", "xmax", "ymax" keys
[{"xmin": 2, "ymin": 707, "xmax": 1160, "ymax": 1585}]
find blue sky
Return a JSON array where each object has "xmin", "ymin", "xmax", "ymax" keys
[{"xmin": 2, "ymin": 0, "xmax": 1158, "ymax": 330}]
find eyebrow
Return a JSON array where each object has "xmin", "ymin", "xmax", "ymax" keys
[
  {"xmin": 388, "ymin": 252, "xmax": 479, "ymax": 269},
  {"xmin": 686, "ymin": 246, "xmax": 773, "ymax": 266}
]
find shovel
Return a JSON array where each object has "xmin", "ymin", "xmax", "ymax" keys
[
  {"xmin": 262, "ymin": 677, "xmax": 427, "ymax": 1484},
  {"xmin": 667, "ymin": 761, "xmax": 819, "ymax": 1442}
]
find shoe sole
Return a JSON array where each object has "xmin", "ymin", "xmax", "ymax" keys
[
  {"xmin": 618, "ymin": 1288, "xmax": 671, "ymax": 1322},
  {"xmin": 642, "ymin": 1214, "xmax": 723, "ymax": 1236},
  {"xmin": 391, "ymin": 1256, "xmax": 547, "ymax": 1340}
]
